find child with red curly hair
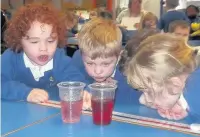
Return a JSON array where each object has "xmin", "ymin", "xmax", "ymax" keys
[{"xmin": 1, "ymin": 3, "xmax": 86, "ymax": 103}]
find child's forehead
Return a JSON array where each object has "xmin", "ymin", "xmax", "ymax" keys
[
  {"xmin": 83, "ymin": 54, "xmax": 117, "ymax": 61},
  {"xmin": 26, "ymin": 21, "xmax": 56, "ymax": 37},
  {"xmin": 174, "ymin": 26, "xmax": 189, "ymax": 31}
]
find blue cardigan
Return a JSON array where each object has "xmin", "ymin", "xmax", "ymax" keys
[
  {"xmin": 1, "ymin": 48, "xmax": 85, "ymax": 101},
  {"xmin": 184, "ymin": 67, "xmax": 200, "ymax": 122}
]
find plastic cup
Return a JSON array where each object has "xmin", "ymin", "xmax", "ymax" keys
[
  {"xmin": 57, "ymin": 81, "xmax": 85, "ymax": 123},
  {"xmin": 89, "ymin": 83, "xmax": 117, "ymax": 125}
]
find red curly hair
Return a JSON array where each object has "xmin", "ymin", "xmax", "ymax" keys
[{"xmin": 4, "ymin": 3, "xmax": 66, "ymax": 52}]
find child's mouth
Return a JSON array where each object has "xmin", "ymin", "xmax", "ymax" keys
[
  {"xmin": 38, "ymin": 55, "xmax": 48, "ymax": 62},
  {"xmin": 94, "ymin": 77, "xmax": 105, "ymax": 82}
]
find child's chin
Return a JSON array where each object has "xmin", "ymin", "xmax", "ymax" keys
[{"xmin": 35, "ymin": 60, "xmax": 49, "ymax": 66}]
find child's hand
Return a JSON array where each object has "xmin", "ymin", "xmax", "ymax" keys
[
  {"xmin": 157, "ymin": 102, "xmax": 188, "ymax": 120},
  {"xmin": 83, "ymin": 91, "xmax": 91, "ymax": 110},
  {"xmin": 27, "ymin": 88, "xmax": 49, "ymax": 103}
]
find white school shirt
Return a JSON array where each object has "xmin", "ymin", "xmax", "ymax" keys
[{"xmin": 23, "ymin": 53, "xmax": 53, "ymax": 81}]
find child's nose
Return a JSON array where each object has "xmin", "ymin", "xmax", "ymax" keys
[
  {"xmin": 94, "ymin": 67, "xmax": 103, "ymax": 75},
  {"xmin": 39, "ymin": 42, "xmax": 47, "ymax": 51}
]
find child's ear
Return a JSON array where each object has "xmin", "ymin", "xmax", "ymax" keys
[
  {"xmin": 168, "ymin": 77, "xmax": 185, "ymax": 94},
  {"xmin": 170, "ymin": 77, "xmax": 182, "ymax": 86}
]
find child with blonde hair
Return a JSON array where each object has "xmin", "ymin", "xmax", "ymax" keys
[
  {"xmin": 120, "ymin": 32, "xmax": 199, "ymax": 120},
  {"xmin": 72, "ymin": 17, "xmax": 142, "ymax": 108}
]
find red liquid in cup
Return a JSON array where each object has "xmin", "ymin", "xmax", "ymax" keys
[
  {"xmin": 91, "ymin": 98, "xmax": 114, "ymax": 125},
  {"xmin": 61, "ymin": 99, "xmax": 83, "ymax": 123}
]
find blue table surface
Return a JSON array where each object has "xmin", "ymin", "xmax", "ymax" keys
[
  {"xmin": 47, "ymin": 86, "xmax": 199, "ymax": 125},
  {"xmin": 1, "ymin": 100, "xmax": 60, "ymax": 135},
  {"xmin": 2, "ymin": 85, "xmax": 199, "ymax": 137},
  {"xmin": 6, "ymin": 114, "xmax": 194, "ymax": 137}
]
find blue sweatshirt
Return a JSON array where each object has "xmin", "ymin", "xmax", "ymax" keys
[
  {"xmin": 184, "ymin": 67, "xmax": 200, "ymax": 122},
  {"xmin": 1, "ymin": 48, "xmax": 85, "ymax": 101},
  {"xmin": 158, "ymin": 10, "xmax": 189, "ymax": 32},
  {"xmin": 71, "ymin": 50, "xmax": 142, "ymax": 104}
]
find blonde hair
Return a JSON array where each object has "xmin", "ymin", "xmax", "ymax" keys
[
  {"xmin": 123, "ymin": 33, "xmax": 198, "ymax": 91},
  {"xmin": 78, "ymin": 17, "xmax": 122, "ymax": 59},
  {"xmin": 139, "ymin": 12, "xmax": 158, "ymax": 30}
]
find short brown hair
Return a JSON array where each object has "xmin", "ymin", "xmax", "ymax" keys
[
  {"xmin": 78, "ymin": 17, "xmax": 122, "ymax": 59},
  {"xmin": 4, "ymin": 3, "xmax": 66, "ymax": 52},
  {"xmin": 168, "ymin": 20, "xmax": 190, "ymax": 33}
]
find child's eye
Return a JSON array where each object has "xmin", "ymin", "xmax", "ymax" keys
[
  {"xmin": 48, "ymin": 40, "xmax": 55, "ymax": 43},
  {"xmin": 30, "ymin": 41, "xmax": 38, "ymax": 44},
  {"xmin": 103, "ymin": 63, "xmax": 110, "ymax": 66},
  {"xmin": 86, "ymin": 62, "xmax": 93, "ymax": 65}
]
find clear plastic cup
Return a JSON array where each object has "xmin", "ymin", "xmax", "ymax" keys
[
  {"xmin": 88, "ymin": 83, "xmax": 117, "ymax": 125},
  {"xmin": 57, "ymin": 81, "xmax": 85, "ymax": 123}
]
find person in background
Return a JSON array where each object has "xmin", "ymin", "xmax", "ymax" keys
[
  {"xmin": 1, "ymin": 3, "xmax": 89, "ymax": 107},
  {"xmin": 186, "ymin": 5, "xmax": 200, "ymax": 40},
  {"xmin": 139, "ymin": 12, "xmax": 158, "ymax": 30},
  {"xmin": 158, "ymin": 0, "xmax": 189, "ymax": 32},
  {"xmin": 186, "ymin": 5, "xmax": 200, "ymax": 23},
  {"xmin": 64, "ymin": 11, "xmax": 79, "ymax": 37},
  {"xmin": 119, "ymin": 32, "xmax": 199, "ymax": 120},
  {"xmin": 98, "ymin": 10, "xmax": 113, "ymax": 20},
  {"xmin": 116, "ymin": 0, "xmax": 147, "ymax": 30},
  {"xmin": 168, "ymin": 20, "xmax": 190, "ymax": 39}
]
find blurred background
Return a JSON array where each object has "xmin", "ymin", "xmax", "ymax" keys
[{"xmin": 1, "ymin": 0, "xmax": 200, "ymax": 55}]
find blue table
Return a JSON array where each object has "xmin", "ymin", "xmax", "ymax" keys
[
  {"xmin": 2, "ymin": 86, "xmax": 199, "ymax": 137},
  {"xmin": 1, "ymin": 100, "xmax": 60, "ymax": 136},
  {"xmin": 5, "ymin": 113, "xmax": 195, "ymax": 137},
  {"xmin": 47, "ymin": 86, "xmax": 199, "ymax": 125}
]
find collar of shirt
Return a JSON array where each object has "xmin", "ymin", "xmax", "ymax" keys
[{"xmin": 23, "ymin": 53, "xmax": 53, "ymax": 81}]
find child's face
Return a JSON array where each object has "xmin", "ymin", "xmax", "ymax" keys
[
  {"xmin": 141, "ymin": 74, "xmax": 189, "ymax": 109},
  {"xmin": 82, "ymin": 54, "xmax": 118, "ymax": 82},
  {"xmin": 144, "ymin": 20, "xmax": 156, "ymax": 29},
  {"xmin": 173, "ymin": 27, "xmax": 190, "ymax": 38},
  {"xmin": 21, "ymin": 21, "xmax": 58, "ymax": 66}
]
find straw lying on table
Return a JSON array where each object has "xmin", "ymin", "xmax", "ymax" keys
[{"xmin": 36, "ymin": 100, "xmax": 200, "ymax": 136}]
